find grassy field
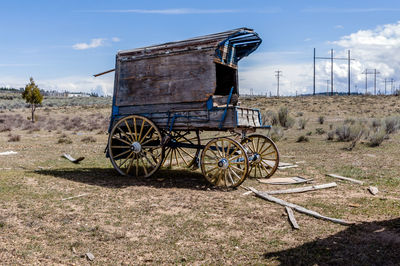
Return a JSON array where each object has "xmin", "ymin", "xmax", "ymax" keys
[{"xmin": 0, "ymin": 95, "xmax": 399, "ymax": 264}]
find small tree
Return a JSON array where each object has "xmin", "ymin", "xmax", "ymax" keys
[{"xmin": 22, "ymin": 77, "xmax": 43, "ymax": 122}]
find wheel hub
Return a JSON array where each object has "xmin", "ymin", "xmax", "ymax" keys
[
  {"xmin": 217, "ymin": 158, "xmax": 229, "ymax": 169},
  {"xmin": 131, "ymin": 142, "xmax": 142, "ymax": 153},
  {"xmin": 253, "ymin": 153, "xmax": 261, "ymax": 163}
]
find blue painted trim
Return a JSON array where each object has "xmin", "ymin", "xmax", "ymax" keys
[
  {"xmin": 218, "ymin": 86, "xmax": 234, "ymax": 129},
  {"xmin": 206, "ymin": 96, "xmax": 213, "ymax": 110}
]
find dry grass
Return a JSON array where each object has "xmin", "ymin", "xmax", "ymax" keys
[{"xmin": 0, "ymin": 95, "xmax": 399, "ymax": 264}]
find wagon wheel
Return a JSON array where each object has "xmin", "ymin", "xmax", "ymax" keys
[
  {"xmin": 200, "ymin": 137, "xmax": 249, "ymax": 188},
  {"xmin": 108, "ymin": 115, "xmax": 163, "ymax": 178},
  {"xmin": 241, "ymin": 134, "xmax": 279, "ymax": 179},
  {"xmin": 162, "ymin": 130, "xmax": 201, "ymax": 169}
]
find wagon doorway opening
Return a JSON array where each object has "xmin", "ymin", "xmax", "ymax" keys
[{"xmin": 215, "ymin": 63, "xmax": 238, "ymax": 96}]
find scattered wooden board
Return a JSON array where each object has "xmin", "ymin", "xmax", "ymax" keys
[
  {"xmin": 258, "ymin": 176, "xmax": 312, "ymax": 185},
  {"xmin": 62, "ymin": 153, "xmax": 85, "ymax": 164},
  {"xmin": 279, "ymin": 162, "xmax": 294, "ymax": 167},
  {"xmin": 248, "ymin": 187, "xmax": 353, "ymax": 226},
  {"xmin": 285, "ymin": 206, "xmax": 299, "ymax": 229},
  {"xmin": 327, "ymin": 174, "xmax": 363, "ymax": 185},
  {"xmin": 278, "ymin": 165, "xmax": 299, "ymax": 170},
  {"xmin": 264, "ymin": 182, "xmax": 337, "ymax": 195},
  {"xmin": 0, "ymin": 151, "xmax": 17, "ymax": 156}
]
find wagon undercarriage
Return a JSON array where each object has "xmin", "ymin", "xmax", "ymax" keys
[{"xmin": 108, "ymin": 115, "xmax": 279, "ymax": 188}]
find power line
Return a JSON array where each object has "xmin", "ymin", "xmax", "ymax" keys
[
  {"xmin": 362, "ymin": 69, "xmax": 380, "ymax": 95},
  {"xmin": 313, "ymin": 48, "xmax": 355, "ymax": 96},
  {"xmin": 275, "ymin": 70, "xmax": 282, "ymax": 97}
]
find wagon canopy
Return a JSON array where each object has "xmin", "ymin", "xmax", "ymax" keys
[
  {"xmin": 114, "ymin": 28, "xmax": 261, "ymax": 107},
  {"xmin": 118, "ymin": 27, "xmax": 261, "ymax": 66}
]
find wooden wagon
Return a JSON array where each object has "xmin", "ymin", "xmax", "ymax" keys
[{"xmin": 103, "ymin": 28, "xmax": 279, "ymax": 188}]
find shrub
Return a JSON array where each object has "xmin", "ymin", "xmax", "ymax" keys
[
  {"xmin": 8, "ymin": 134, "xmax": 20, "ymax": 142},
  {"xmin": 327, "ymin": 130, "xmax": 335, "ymax": 140},
  {"xmin": 315, "ymin": 128, "xmax": 325, "ymax": 135},
  {"xmin": 297, "ymin": 118, "xmax": 308, "ymax": 129},
  {"xmin": 270, "ymin": 126, "xmax": 284, "ymax": 142},
  {"xmin": 296, "ymin": 135, "xmax": 309, "ymax": 142},
  {"xmin": 384, "ymin": 116, "xmax": 400, "ymax": 134},
  {"xmin": 81, "ymin": 136, "xmax": 96, "ymax": 143},
  {"xmin": 318, "ymin": 116, "xmax": 325, "ymax": 125},
  {"xmin": 371, "ymin": 118, "xmax": 381, "ymax": 128},
  {"xmin": 0, "ymin": 124, "xmax": 11, "ymax": 132},
  {"xmin": 262, "ymin": 110, "xmax": 278, "ymax": 126},
  {"xmin": 367, "ymin": 127, "xmax": 386, "ymax": 147},
  {"xmin": 278, "ymin": 107, "xmax": 294, "ymax": 128},
  {"xmin": 58, "ymin": 135, "xmax": 72, "ymax": 144},
  {"xmin": 296, "ymin": 112, "xmax": 303, "ymax": 117},
  {"xmin": 344, "ymin": 118, "xmax": 356, "ymax": 125},
  {"xmin": 335, "ymin": 123, "xmax": 364, "ymax": 142}
]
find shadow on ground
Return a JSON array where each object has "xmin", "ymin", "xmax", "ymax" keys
[
  {"xmin": 34, "ymin": 167, "xmax": 214, "ymax": 190},
  {"xmin": 263, "ymin": 217, "xmax": 400, "ymax": 265}
]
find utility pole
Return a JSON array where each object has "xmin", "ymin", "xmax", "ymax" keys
[
  {"xmin": 384, "ymin": 78, "xmax": 388, "ymax": 95},
  {"xmin": 275, "ymin": 70, "xmax": 282, "ymax": 97},
  {"xmin": 348, "ymin": 50, "xmax": 351, "ymax": 95},
  {"xmin": 362, "ymin": 69, "xmax": 380, "ymax": 95},
  {"xmin": 331, "ymin": 49, "xmax": 334, "ymax": 95},
  {"xmin": 314, "ymin": 48, "xmax": 354, "ymax": 96},
  {"xmin": 390, "ymin": 79, "xmax": 394, "ymax": 94},
  {"xmin": 313, "ymin": 48, "xmax": 316, "ymax": 95}
]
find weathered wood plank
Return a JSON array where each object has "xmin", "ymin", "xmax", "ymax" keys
[
  {"xmin": 248, "ymin": 187, "xmax": 353, "ymax": 226},
  {"xmin": 285, "ymin": 206, "xmax": 300, "ymax": 229},
  {"xmin": 327, "ymin": 174, "xmax": 364, "ymax": 185},
  {"xmin": 116, "ymin": 50, "xmax": 216, "ymax": 106},
  {"xmin": 264, "ymin": 182, "xmax": 337, "ymax": 195}
]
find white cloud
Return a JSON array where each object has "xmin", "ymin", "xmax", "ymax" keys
[
  {"xmin": 239, "ymin": 63, "xmax": 312, "ymax": 96},
  {"xmin": 73, "ymin": 38, "xmax": 106, "ymax": 50},
  {"xmin": 330, "ymin": 21, "xmax": 400, "ymax": 92},
  {"xmin": 111, "ymin": 37, "xmax": 120, "ymax": 42},
  {"xmin": 240, "ymin": 21, "xmax": 400, "ymax": 95},
  {"xmin": 334, "ymin": 25, "xmax": 344, "ymax": 29}
]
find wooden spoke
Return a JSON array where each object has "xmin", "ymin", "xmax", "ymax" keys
[
  {"xmin": 200, "ymin": 137, "xmax": 249, "ymax": 188},
  {"xmin": 133, "ymin": 117, "xmax": 138, "ymax": 141},
  {"xmin": 112, "ymin": 136, "xmax": 132, "ymax": 146},
  {"xmin": 116, "ymin": 126, "xmax": 134, "ymax": 143},
  {"xmin": 124, "ymin": 120, "xmax": 134, "ymax": 142},
  {"xmin": 110, "ymin": 145, "xmax": 130, "ymax": 149},
  {"xmin": 241, "ymin": 134, "xmax": 279, "ymax": 179},
  {"xmin": 108, "ymin": 115, "xmax": 163, "ymax": 178},
  {"xmin": 162, "ymin": 130, "xmax": 200, "ymax": 169}
]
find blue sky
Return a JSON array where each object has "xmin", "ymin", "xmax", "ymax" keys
[{"xmin": 1, "ymin": 0, "xmax": 400, "ymax": 95}]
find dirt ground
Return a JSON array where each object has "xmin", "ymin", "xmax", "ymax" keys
[{"xmin": 0, "ymin": 95, "xmax": 399, "ymax": 264}]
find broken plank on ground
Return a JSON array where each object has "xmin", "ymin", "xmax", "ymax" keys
[
  {"xmin": 278, "ymin": 165, "xmax": 299, "ymax": 170},
  {"xmin": 258, "ymin": 176, "xmax": 312, "ymax": 185},
  {"xmin": 248, "ymin": 187, "xmax": 353, "ymax": 226},
  {"xmin": 264, "ymin": 182, "xmax": 337, "ymax": 195},
  {"xmin": 285, "ymin": 206, "xmax": 300, "ymax": 229},
  {"xmin": 327, "ymin": 174, "xmax": 363, "ymax": 185},
  {"xmin": 62, "ymin": 153, "xmax": 85, "ymax": 164}
]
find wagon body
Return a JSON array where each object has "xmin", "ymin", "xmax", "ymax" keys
[
  {"xmin": 105, "ymin": 28, "xmax": 279, "ymax": 188},
  {"xmin": 109, "ymin": 28, "xmax": 263, "ymax": 132}
]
